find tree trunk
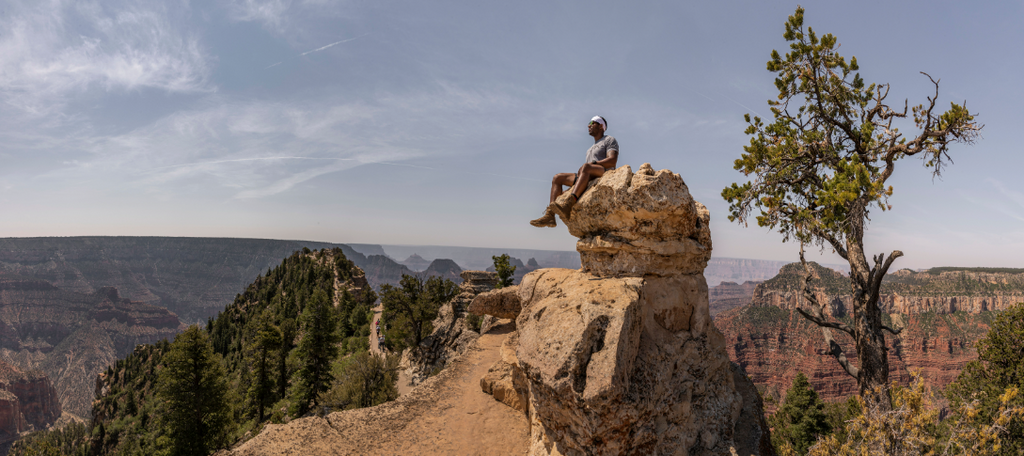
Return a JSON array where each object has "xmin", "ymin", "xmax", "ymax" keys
[{"xmin": 854, "ymin": 293, "xmax": 891, "ymax": 409}]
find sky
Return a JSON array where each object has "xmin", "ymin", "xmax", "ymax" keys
[{"xmin": 1, "ymin": 0, "xmax": 1022, "ymax": 269}]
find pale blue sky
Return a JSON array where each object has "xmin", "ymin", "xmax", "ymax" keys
[{"xmin": 1, "ymin": 0, "xmax": 1021, "ymax": 269}]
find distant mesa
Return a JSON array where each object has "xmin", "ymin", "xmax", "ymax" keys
[{"xmin": 400, "ymin": 253, "xmax": 431, "ymax": 271}]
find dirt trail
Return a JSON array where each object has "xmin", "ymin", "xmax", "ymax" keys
[
  {"xmin": 371, "ymin": 305, "xmax": 415, "ymax": 395},
  {"xmin": 225, "ymin": 322, "xmax": 529, "ymax": 456}
]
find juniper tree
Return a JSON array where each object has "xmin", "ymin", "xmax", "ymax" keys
[{"xmin": 722, "ymin": 7, "xmax": 982, "ymax": 406}]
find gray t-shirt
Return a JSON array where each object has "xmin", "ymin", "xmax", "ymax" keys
[{"xmin": 584, "ymin": 135, "xmax": 618, "ymax": 166}]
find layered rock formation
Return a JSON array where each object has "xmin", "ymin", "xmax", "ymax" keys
[
  {"xmin": 709, "ymin": 281, "xmax": 762, "ymax": 316},
  {"xmin": 750, "ymin": 263, "xmax": 1024, "ymax": 316},
  {"xmin": 714, "ymin": 262, "xmax": 1017, "ymax": 409},
  {"xmin": 401, "ymin": 271, "xmax": 497, "ymax": 385},
  {"xmin": 472, "ymin": 164, "xmax": 770, "ymax": 456},
  {"xmin": 0, "ymin": 277, "xmax": 183, "ymax": 417},
  {"xmin": 0, "ymin": 361, "xmax": 60, "ymax": 449}
]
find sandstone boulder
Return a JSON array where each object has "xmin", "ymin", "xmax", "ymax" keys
[
  {"xmin": 469, "ymin": 286, "xmax": 522, "ymax": 320},
  {"xmin": 563, "ymin": 163, "xmax": 712, "ymax": 277},
  {"xmin": 515, "ymin": 269, "xmax": 742, "ymax": 455}
]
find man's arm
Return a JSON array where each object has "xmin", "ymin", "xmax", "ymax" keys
[{"xmin": 595, "ymin": 149, "xmax": 618, "ymax": 170}]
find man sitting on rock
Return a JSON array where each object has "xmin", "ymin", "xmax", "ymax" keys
[{"xmin": 530, "ymin": 116, "xmax": 619, "ymax": 227}]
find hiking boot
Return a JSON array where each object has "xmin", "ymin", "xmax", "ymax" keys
[
  {"xmin": 530, "ymin": 207, "xmax": 557, "ymax": 228},
  {"xmin": 549, "ymin": 192, "xmax": 576, "ymax": 221}
]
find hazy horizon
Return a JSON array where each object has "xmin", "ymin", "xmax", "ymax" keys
[{"xmin": 2, "ymin": 1, "xmax": 1022, "ymax": 270}]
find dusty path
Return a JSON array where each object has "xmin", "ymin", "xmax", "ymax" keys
[
  {"xmin": 225, "ymin": 322, "xmax": 529, "ymax": 456},
  {"xmin": 371, "ymin": 304, "xmax": 415, "ymax": 395},
  {"xmin": 370, "ymin": 305, "xmax": 383, "ymax": 355}
]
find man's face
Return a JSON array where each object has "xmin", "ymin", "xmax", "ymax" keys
[{"xmin": 588, "ymin": 120, "xmax": 603, "ymax": 136}]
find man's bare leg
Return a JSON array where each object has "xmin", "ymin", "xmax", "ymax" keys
[
  {"xmin": 550, "ymin": 173, "xmax": 576, "ymax": 204},
  {"xmin": 532, "ymin": 173, "xmax": 576, "ymax": 228},
  {"xmin": 570, "ymin": 164, "xmax": 606, "ymax": 198}
]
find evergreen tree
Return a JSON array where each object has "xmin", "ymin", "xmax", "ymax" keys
[
  {"xmin": 380, "ymin": 275, "xmax": 460, "ymax": 351},
  {"xmin": 156, "ymin": 326, "xmax": 231, "ymax": 456},
  {"xmin": 245, "ymin": 314, "xmax": 282, "ymax": 422},
  {"xmin": 290, "ymin": 288, "xmax": 340, "ymax": 416},
  {"xmin": 769, "ymin": 373, "xmax": 831, "ymax": 455},
  {"xmin": 492, "ymin": 254, "xmax": 516, "ymax": 288}
]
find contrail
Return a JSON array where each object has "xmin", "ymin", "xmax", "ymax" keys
[
  {"xmin": 301, "ymin": 34, "xmax": 368, "ymax": 56},
  {"xmin": 265, "ymin": 34, "xmax": 369, "ymax": 69}
]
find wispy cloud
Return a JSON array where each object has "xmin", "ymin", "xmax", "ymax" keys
[{"xmin": 0, "ymin": 0, "xmax": 212, "ymax": 117}]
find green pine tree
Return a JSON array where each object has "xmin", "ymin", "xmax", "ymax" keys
[
  {"xmin": 156, "ymin": 325, "xmax": 232, "ymax": 456},
  {"xmin": 769, "ymin": 372, "xmax": 832, "ymax": 455},
  {"xmin": 379, "ymin": 274, "xmax": 460, "ymax": 352},
  {"xmin": 289, "ymin": 288, "xmax": 340, "ymax": 416},
  {"xmin": 245, "ymin": 314, "xmax": 282, "ymax": 422}
]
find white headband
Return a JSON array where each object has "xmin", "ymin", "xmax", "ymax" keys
[{"xmin": 590, "ymin": 116, "xmax": 606, "ymax": 130}]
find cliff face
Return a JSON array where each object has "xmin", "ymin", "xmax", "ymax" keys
[
  {"xmin": 0, "ymin": 360, "xmax": 60, "ymax": 448},
  {"xmin": 714, "ymin": 262, "xmax": 1011, "ymax": 410},
  {"xmin": 750, "ymin": 263, "xmax": 1024, "ymax": 316},
  {"xmin": 0, "ymin": 277, "xmax": 182, "ymax": 418},
  {"xmin": 709, "ymin": 281, "xmax": 762, "ymax": 316}
]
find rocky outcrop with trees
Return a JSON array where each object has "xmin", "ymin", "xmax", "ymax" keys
[
  {"xmin": 400, "ymin": 270, "xmax": 498, "ymax": 385},
  {"xmin": 472, "ymin": 164, "xmax": 771, "ymax": 456}
]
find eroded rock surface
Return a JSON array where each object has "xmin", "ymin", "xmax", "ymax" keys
[
  {"xmin": 475, "ymin": 164, "xmax": 769, "ymax": 455},
  {"xmin": 563, "ymin": 163, "xmax": 712, "ymax": 278}
]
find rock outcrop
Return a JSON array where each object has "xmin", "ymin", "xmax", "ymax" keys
[
  {"xmin": 401, "ymin": 271, "xmax": 498, "ymax": 385},
  {"xmin": 472, "ymin": 164, "xmax": 770, "ymax": 456}
]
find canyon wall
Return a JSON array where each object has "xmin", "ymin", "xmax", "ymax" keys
[
  {"xmin": 0, "ymin": 277, "xmax": 183, "ymax": 418},
  {"xmin": 714, "ymin": 261, "xmax": 1015, "ymax": 410},
  {"xmin": 0, "ymin": 360, "xmax": 60, "ymax": 452}
]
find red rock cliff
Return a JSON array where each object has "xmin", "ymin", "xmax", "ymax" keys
[{"xmin": 0, "ymin": 360, "xmax": 60, "ymax": 446}]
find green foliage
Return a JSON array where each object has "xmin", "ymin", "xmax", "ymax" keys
[
  {"xmin": 769, "ymin": 373, "xmax": 832, "ymax": 455},
  {"xmin": 321, "ymin": 352, "xmax": 399, "ymax": 411},
  {"xmin": 245, "ymin": 312, "xmax": 282, "ymax": 422},
  {"xmin": 10, "ymin": 422, "xmax": 90, "ymax": 456},
  {"xmin": 380, "ymin": 274, "xmax": 460, "ymax": 352},
  {"xmin": 822, "ymin": 396, "xmax": 862, "ymax": 447},
  {"xmin": 492, "ymin": 254, "xmax": 516, "ymax": 288},
  {"xmin": 946, "ymin": 302, "xmax": 1024, "ymax": 453},
  {"xmin": 157, "ymin": 325, "xmax": 232, "ymax": 456},
  {"xmin": 466, "ymin": 313, "xmax": 483, "ymax": 333},
  {"xmin": 289, "ymin": 288, "xmax": 341, "ymax": 416},
  {"xmin": 722, "ymin": 7, "xmax": 981, "ymax": 246},
  {"xmin": 91, "ymin": 247, "xmax": 379, "ymax": 455}
]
